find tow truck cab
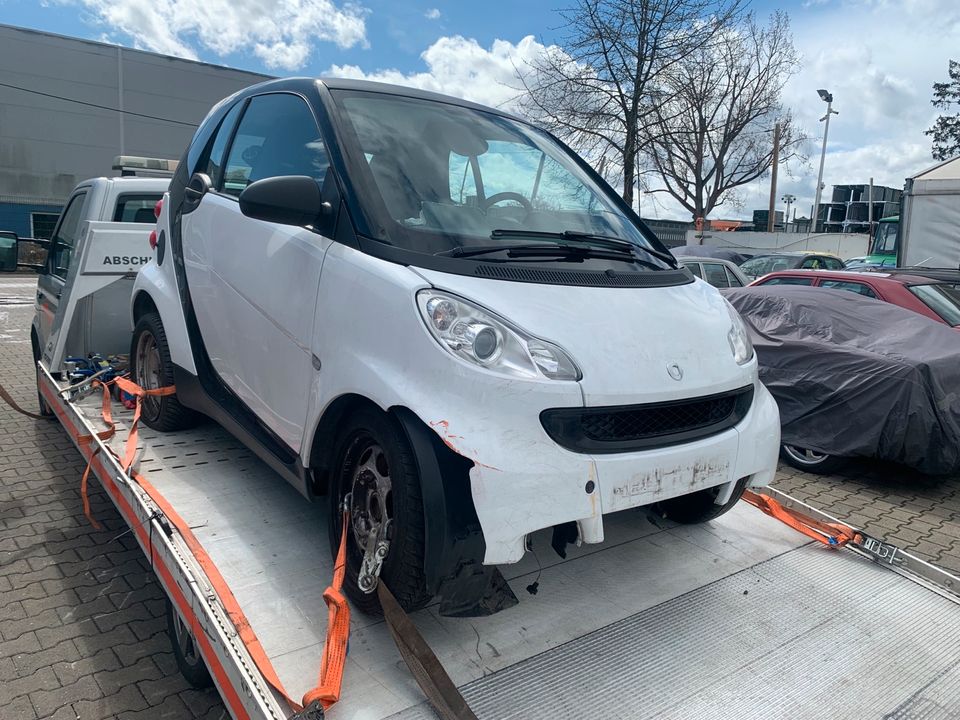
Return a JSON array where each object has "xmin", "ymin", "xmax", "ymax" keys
[{"xmin": 30, "ymin": 165, "xmax": 171, "ymax": 377}]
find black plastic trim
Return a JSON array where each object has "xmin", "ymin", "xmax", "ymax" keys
[{"xmin": 541, "ymin": 385, "xmax": 755, "ymax": 454}]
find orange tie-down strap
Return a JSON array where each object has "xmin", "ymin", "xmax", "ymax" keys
[
  {"xmin": 741, "ymin": 490, "xmax": 860, "ymax": 548},
  {"xmin": 81, "ymin": 376, "xmax": 350, "ymax": 715}
]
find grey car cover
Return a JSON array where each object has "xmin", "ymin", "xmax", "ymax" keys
[{"xmin": 724, "ymin": 286, "xmax": 960, "ymax": 474}]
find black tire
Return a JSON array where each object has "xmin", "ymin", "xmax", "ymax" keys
[
  {"xmin": 657, "ymin": 477, "xmax": 749, "ymax": 524},
  {"xmin": 31, "ymin": 334, "xmax": 52, "ymax": 418},
  {"xmin": 328, "ymin": 406, "xmax": 432, "ymax": 615},
  {"xmin": 165, "ymin": 599, "xmax": 213, "ymax": 689},
  {"xmin": 780, "ymin": 444, "xmax": 844, "ymax": 474},
  {"xmin": 130, "ymin": 312, "xmax": 198, "ymax": 432}
]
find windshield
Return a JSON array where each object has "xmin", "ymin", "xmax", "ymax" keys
[
  {"xmin": 740, "ymin": 255, "xmax": 794, "ymax": 277},
  {"xmin": 332, "ymin": 90, "xmax": 669, "ymax": 267},
  {"xmin": 909, "ymin": 283, "xmax": 960, "ymax": 326},
  {"xmin": 871, "ymin": 221, "xmax": 898, "ymax": 255}
]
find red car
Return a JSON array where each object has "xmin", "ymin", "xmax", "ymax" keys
[{"xmin": 749, "ymin": 269, "xmax": 960, "ymax": 329}]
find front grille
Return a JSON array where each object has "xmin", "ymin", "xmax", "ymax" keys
[{"xmin": 540, "ymin": 385, "xmax": 754, "ymax": 454}]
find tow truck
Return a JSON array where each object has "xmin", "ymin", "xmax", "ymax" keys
[{"xmin": 13, "ymin": 167, "xmax": 960, "ymax": 719}]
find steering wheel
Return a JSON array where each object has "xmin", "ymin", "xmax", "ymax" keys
[{"xmin": 481, "ymin": 192, "xmax": 534, "ymax": 212}]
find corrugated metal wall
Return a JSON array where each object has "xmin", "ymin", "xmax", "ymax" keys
[{"xmin": 0, "ymin": 24, "xmax": 271, "ymax": 232}]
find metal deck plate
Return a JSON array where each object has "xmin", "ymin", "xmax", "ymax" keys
[{"xmin": 74, "ymin": 395, "xmax": 960, "ymax": 719}]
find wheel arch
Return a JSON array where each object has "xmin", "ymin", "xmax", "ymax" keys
[{"xmin": 131, "ymin": 289, "xmax": 159, "ymax": 326}]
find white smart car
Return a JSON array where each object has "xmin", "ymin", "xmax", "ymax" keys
[{"xmin": 131, "ymin": 78, "xmax": 780, "ymax": 615}]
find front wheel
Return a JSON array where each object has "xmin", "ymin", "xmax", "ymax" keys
[
  {"xmin": 130, "ymin": 312, "xmax": 198, "ymax": 432},
  {"xmin": 328, "ymin": 407, "xmax": 432, "ymax": 615},
  {"xmin": 657, "ymin": 477, "xmax": 749, "ymax": 524},
  {"xmin": 780, "ymin": 444, "xmax": 843, "ymax": 474}
]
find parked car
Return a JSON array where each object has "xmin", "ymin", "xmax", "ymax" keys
[
  {"xmin": 130, "ymin": 77, "xmax": 781, "ymax": 614},
  {"xmin": 749, "ymin": 269, "xmax": 960, "ymax": 329},
  {"xmin": 678, "ymin": 256, "xmax": 748, "ymax": 288},
  {"xmin": 0, "ymin": 231, "xmax": 17, "ymax": 271},
  {"xmin": 739, "ymin": 251, "xmax": 844, "ymax": 280},
  {"xmin": 725, "ymin": 286, "xmax": 960, "ymax": 475},
  {"xmin": 670, "ymin": 243, "xmax": 748, "ymax": 265}
]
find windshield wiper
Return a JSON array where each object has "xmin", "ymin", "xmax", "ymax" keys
[
  {"xmin": 490, "ymin": 228, "xmax": 677, "ymax": 267},
  {"xmin": 435, "ymin": 243, "xmax": 639, "ymax": 264}
]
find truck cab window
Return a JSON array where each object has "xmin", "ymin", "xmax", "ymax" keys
[
  {"xmin": 113, "ymin": 194, "xmax": 163, "ymax": 223},
  {"xmin": 47, "ymin": 192, "xmax": 87, "ymax": 280},
  {"xmin": 221, "ymin": 93, "xmax": 328, "ymax": 198}
]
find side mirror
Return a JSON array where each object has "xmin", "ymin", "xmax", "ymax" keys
[{"xmin": 239, "ymin": 176, "xmax": 328, "ymax": 228}]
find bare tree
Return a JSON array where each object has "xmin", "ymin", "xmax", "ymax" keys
[
  {"xmin": 517, "ymin": 0, "xmax": 744, "ymax": 209},
  {"xmin": 644, "ymin": 11, "xmax": 802, "ymax": 221}
]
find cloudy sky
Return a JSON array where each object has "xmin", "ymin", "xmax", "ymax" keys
[{"xmin": 5, "ymin": 0, "xmax": 958, "ymax": 220}]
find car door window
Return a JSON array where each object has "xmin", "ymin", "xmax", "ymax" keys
[
  {"xmin": 221, "ymin": 93, "xmax": 328, "ymax": 198},
  {"xmin": 760, "ymin": 277, "xmax": 814, "ymax": 286},
  {"xmin": 824, "ymin": 257, "xmax": 844, "ymax": 270},
  {"xmin": 205, "ymin": 101, "xmax": 245, "ymax": 189},
  {"xmin": 799, "ymin": 257, "xmax": 823, "ymax": 269},
  {"xmin": 724, "ymin": 267, "xmax": 744, "ymax": 287},
  {"xmin": 47, "ymin": 192, "xmax": 87, "ymax": 280},
  {"xmin": 684, "ymin": 262, "xmax": 702, "ymax": 279},
  {"xmin": 820, "ymin": 280, "xmax": 877, "ymax": 298},
  {"xmin": 703, "ymin": 263, "xmax": 731, "ymax": 288}
]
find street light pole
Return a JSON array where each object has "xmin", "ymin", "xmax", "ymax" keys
[
  {"xmin": 767, "ymin": 122, "xmax": 781, "ymax": 232},
  {"xmin": 811, "ymin": 89, "xmax": 838, "ymax": 234}
]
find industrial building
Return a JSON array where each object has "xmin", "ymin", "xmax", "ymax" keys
[{"xmin": 0, "ymin": 24, "xmax": 271, "ymax": 239}]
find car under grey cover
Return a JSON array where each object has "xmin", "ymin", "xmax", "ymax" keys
[{"xmin": 724, "ymin": 286, "xmax": 960, "ymax": 474}]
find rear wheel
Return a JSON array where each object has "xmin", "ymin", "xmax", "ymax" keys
[
  {"xmin": 657, "ymin": 477, "xmax": 749, "ymax": 524},
  {"xmin": 130, "ymin": 312, "xmax": 198, "ymax": 432},
  {"xmin": 165, "ymin": 599, "xmax": 213, "ymax": 689},
  {"xmin": 780, "ymin": 444, "xmax": 843, "ymax": 474},
  {"xmin": 328, "ymin": 407, "xmax": 431, "ymax": 615}
]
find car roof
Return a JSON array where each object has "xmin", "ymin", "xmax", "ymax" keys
[
  {"xmin": 746, "ymin": 251, "xmax": 839, "ymax": 259},
  {"xmin": 755, "ymin": 269, "xmax": 937, "ymax": 285},
  {"xmin": 238, "ymin": 77, "xmax": 524, "ymax": 122}
]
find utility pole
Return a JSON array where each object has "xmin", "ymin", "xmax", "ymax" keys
[
  {"xmin": 767, "ymin": 122, "xmax": 781, "ymax": 232},
  {"xmin": 812, "ymin": 89, "xmax": 838, "ymax": 234}
]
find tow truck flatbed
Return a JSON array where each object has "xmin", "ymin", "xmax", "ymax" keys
[{"xmin": 42, "ymin": 363, "xmax": 960, "ymax": 720}]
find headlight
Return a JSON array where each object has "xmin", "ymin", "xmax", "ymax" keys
[
  {"xmin": 417, "ymin": 290, "xmax": 581, "ymax": 381},
  {"xmin": 723, "ymin": 298, "xmax": 754, "ymax": 365}
]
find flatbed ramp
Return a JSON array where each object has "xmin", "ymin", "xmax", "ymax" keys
[{"xmin": 62, "ymin": 379, "xmax": 960, "ymax": 720}]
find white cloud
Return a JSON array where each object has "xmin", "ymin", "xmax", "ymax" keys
[
  {"xmin": 327, "ymin": 34, "xmax": 554, "ymax": 109},
  {"xmin": 425, "ymin": 8, "xmax": 441, "ymax": 20},
  {"xmin": 778, "ymin": 0, "xmax": 960, "ymax": 219},
  {"xmin": 70, "ymin": 0, "xmax": 367, "ymax": 70}
]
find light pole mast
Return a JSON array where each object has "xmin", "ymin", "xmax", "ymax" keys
[{"xmin": 811, "ymin": 89, "xmax": 838, "ymax": 233}]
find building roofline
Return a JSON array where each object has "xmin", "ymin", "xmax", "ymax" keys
[{"xmin": 0, "ymin": 23, "xmax": 275, "ymax": 80}]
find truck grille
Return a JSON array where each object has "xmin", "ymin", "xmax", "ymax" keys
[{"xmin": 540, "ymin": 386, "xmax": 754, "ymax": 454}]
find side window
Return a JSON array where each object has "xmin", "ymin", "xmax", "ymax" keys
[
  {"xmin": 221, "ymin": 93, "xmax": 328, "ymax": 198},
  {"xmin": 47, "ymin": 192, "xmax": 87, "ymax": 281},
  {"xmin": 685, "ymin": 262, "xmax": 703, "ymax": 279},
  {"xmin": 820, "ymin": 280, "xmax": 877, "ymax": 298},
  {"xmin": 724, "ymin": 267, "xmax": 744, "ymax": 287},
  {"xmin": 761, "ymin": 277, "xmax": 814, "ymax": 286},
  {"xmin": 824, "ymin": 257, "xmax": 844, "ymax": 270},
  {"xmin": 799, "ymin": 257, "xmax": 822, "ymax": 269},
  {"xmin": 205, "ymin": 101, "xmax": 244, "ymax": 189},
  {"xmin": 703, "ymin": 263, "xmax": 731, "ymax": 288},
  {"xmin": 113, "ymin": 194, "xmax": 163, "ymax": 223}
]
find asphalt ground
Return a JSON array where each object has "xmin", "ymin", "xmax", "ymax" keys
[{"xmin": 1, "ymin": 274, "xmax": 957, "ymax": 718}]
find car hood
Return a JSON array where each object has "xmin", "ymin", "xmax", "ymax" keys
[{"xmin": 412, "ymin": 267, "xmax": 756, "ymax": 406}]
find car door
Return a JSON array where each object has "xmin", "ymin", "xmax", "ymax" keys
[
  {"xmin": 36, "ymin": 189, "xmax": 88, "ymax": 353},
  {"xmin": 180, "ymin": 92, "xmax": 333, "ymax": 453}
]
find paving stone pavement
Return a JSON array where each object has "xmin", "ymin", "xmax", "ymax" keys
[
  {"xmin": 0, "ymin": 277, "xmax": 226, "ymax": 719},
  {"xmin": 1, "ymin": 275, "xmax": 959, "ymax": 719}
]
